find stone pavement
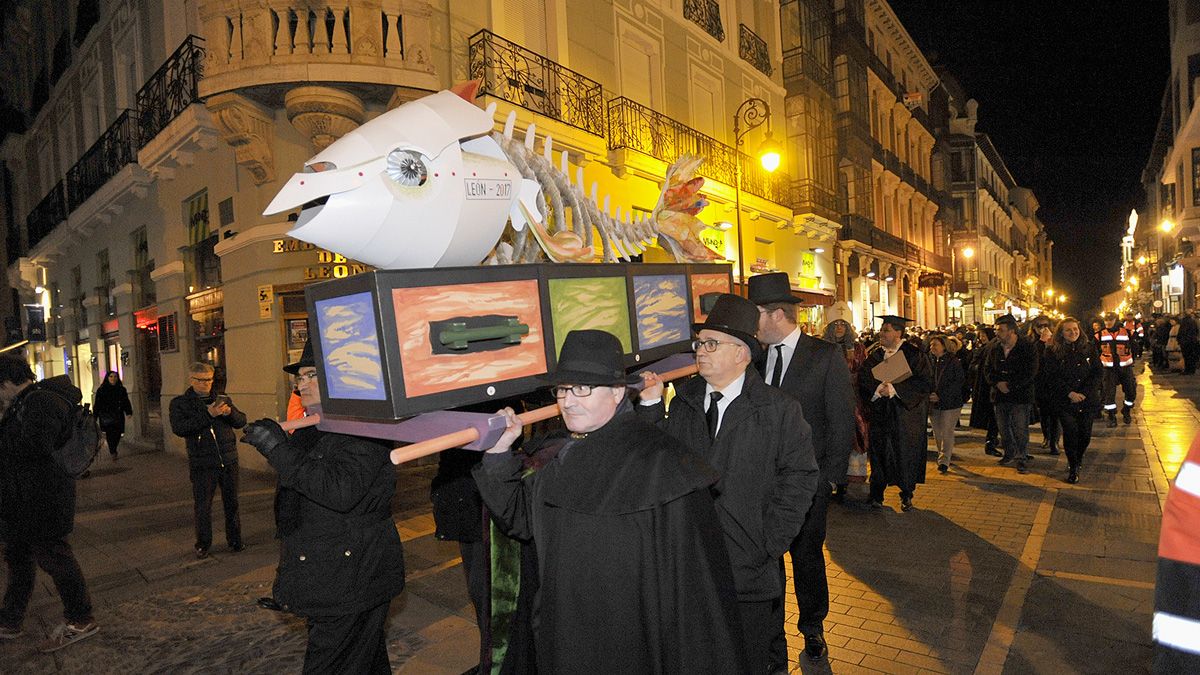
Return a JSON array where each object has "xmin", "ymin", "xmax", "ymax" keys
[{"xmin": 1, "ymin": 365, "xmax": 1193, "ymax": 673}]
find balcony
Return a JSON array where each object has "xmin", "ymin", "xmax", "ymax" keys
[
  {"xmin": 470, "ymin": 29, "xmax": 606, "ymax": 138},
  {"xmin": 738, "ymin": 24, "xmax": 773, "ymax": 77},
  {"xmin": 607, "ymin": 96, "xmax": 785, "ymax": 205},
  {"xmin": 66, "ymin": 110, "xmax": 140, "ymax": 212},
  {"xmin": 782, "ymin": 45, "xmax": 833, "ymax": 92},
  {"xmin": 780, "ymin": 179, "xmax": 840, "ymax": 222},
  {"xmin": 684, "ymin": 0, "xmax": 725, "ymax": 42},
  {"xmin": 839, "ymin": 217, "xmax": 905, "ymax": 258},
  {"xmin": 26, "ymin": 181, "xmax": 67, "ymax": 252},
  {"xmin": 137, "ymin": 35, "xmax": 205, "ymax": 147},
  {"xmin": 197, "ymin": 1, "xmax": 436, "ymax": 98}
]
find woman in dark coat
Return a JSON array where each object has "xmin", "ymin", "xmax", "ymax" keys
[
  {"xmin": 968, "ymin": 326, "xmax": 1000, "ymax": 455},
  {"xmin": 94, "ymin": 371, "xmax": 133, "ymax": 459},
  {"xmin": 1032, "ymin": 320, "xmax": 1061, "ymax": 455},
  {"xmin": 928, "ymin": 336, "xmax": 965, "ymax": 473},
  {"xmin": 1042, "ymin": 317, "xmax": 1102, "ymax": 484}
]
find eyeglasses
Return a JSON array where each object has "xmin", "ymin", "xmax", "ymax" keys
[
  {"xmin": 551, "ymin": 384, "xmax": 598, "ymax": 398},
  {"xmin": 294, "ymin": 372, "xmax": 319, "ymax": 384},
  {"xmin": 692, "ymin": 338, "xmax": 741, "ymax": 353}
]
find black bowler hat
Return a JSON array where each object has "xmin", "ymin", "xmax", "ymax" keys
[
  {"xmin": 544, "ymin": 330, "xmax": 640, "ymax": 386},
  {"xmin": 748, "ymin": 272, "xmax": 802, "ymax": 305},
  {"xmin": 283, "ymin": 339, "xmax": 315, "ymax": 375},
  {"xmin": 876, "ymin": 315, "xmax": 913, "ymax": 331},
  {"xmin": 693, "ymin": 293, "xmax": 763, "ymax": 360}
]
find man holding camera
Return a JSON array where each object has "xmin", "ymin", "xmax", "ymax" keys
[{"xmin": 169, "ymin": 362, "xmax": 246, "ymax": 559}]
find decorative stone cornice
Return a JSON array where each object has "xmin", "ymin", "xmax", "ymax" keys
[
  {"xmin": 285, "ymin": 86, "xmax": 366, "ymax": 152},
  {"xmin": 207, "ymin": 92, "xmax": 277, "ymax": 185}
]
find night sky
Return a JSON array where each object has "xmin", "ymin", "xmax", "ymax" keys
[{"xmin": 891, "ymin": 1, "xmax": 1170, "ymax": 315}]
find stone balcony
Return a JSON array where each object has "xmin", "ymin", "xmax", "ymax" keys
[{"xmin": 197, "ymin": 0, "xmax": 438, "ymax": 100}]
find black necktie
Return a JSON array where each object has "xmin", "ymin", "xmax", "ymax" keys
[
  {"xmin": 706, "ymin": 391, "xmax": 723, "ymax": 438},
  {"xmin": 770, "ymin": 344, "xmax": 785, "ymax": 387}
]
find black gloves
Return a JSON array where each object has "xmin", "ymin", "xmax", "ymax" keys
[{"xmin": 242, "ymin": 418, "xmax": 288, "ymax": 457}]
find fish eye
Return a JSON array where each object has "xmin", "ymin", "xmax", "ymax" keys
[
  {"xmin": 386, "ymin": 149, "xmax": 429, "ymax": 187},
  {"xmin": 303, "ymin": 161, "xmax": 338, "ymax": 173}
]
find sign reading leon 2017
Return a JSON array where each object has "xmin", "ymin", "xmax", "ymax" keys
[{"xmin": 264, "ymin": 81, "xmax": 731, "ymax": 421}]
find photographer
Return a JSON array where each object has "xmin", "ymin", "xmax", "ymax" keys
[{"xmin": 169, "ymin": 362, "xmax": 246, "ymax": 559}]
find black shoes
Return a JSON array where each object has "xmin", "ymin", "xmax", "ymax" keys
[
  {"xmin": 831, "ymin": 484, "xmax": 847, "ymax": 504},
  {"xmin": 937, "ymin": 463, "xmax": 949, "ymax": 474},
  {"xmin": 1016, "ymin": 462, "xmax": 1029, "ymax": 475},
  {"xmin": 803, "ymin": 633, "xmax": 828, "ymax": 662},
  {"xmin": 256, "ymin": 596, "xmax": 283, "ymax": 612},
  {"xmin": 900, "ymin": 496, "xmax": 914, "ymax": 512},
  {"xmin": 230, "ymin": 543, "xmax": 246, "ymax": 553},
  {"xmin": 998, "ymin": 457, "xmax": 1013, "ymax": 466},
  {"xmin": 1048, "ymin": 446, "xmax": 1060, "ymax": 455},
  {"xmin": 1106, "ymin": 415, "xmax": 1117, "ymax": 428},
  {"xmin": 984, "ymin": 440, "xmax": 1002, "ymax": 457},
  {"xmin": 1066, "ymin": 467, "xmax": 1079, "ymax": 484},
  {"xmin": 195, "ymin": 546, "xmax": 209, "ymax": 559},
  {"xmin": 869, "ymin": 500, "xmax": 884, "ymax": 510},
  {"xmin": 1123, "ymin": 410, "xmax": 1132, "ymax": 425}
]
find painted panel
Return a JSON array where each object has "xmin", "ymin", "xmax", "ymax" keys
[
  {"xmin": 689, "ymin": 273, "xmax": 732, "ymax": 321},
  {"xmin": 633, "ymin": 274, "xmax": 689, "ymax": 350},
  {"xmin": 392, "ymin": 280, "xmax": 547, "ymax": 398},
  {"xmin": 547, "ymin": 277, "xmax": 632, "ymax": 356},
  {"xmin": 314, "ymin": 292, "xmax": 387, "ymax": 400}
]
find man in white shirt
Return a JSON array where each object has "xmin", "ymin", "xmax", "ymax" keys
[{"xmin": 640, "ymin": 293, "xmax": 819, "ymax": 675}]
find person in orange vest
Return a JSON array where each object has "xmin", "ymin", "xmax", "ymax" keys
[
  {"xmin": 1124, "ymin": 312, "xmax": 1145, "ymax": 359},
  {"xmin": 1154, "ymin": 432, "xmax": 1200, "ymax": 672},
  {"xmin": 1098, "ymin": 312, "xmax": 1136, "ymax": 427}
]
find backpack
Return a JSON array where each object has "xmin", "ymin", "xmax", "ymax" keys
[{"xmin": 52, "ymin": 400, "xmax": 102, "ymax": 478}]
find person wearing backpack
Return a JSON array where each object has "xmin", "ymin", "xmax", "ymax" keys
[
  {"xmin": 169, "ymin": 362, "xmax": 246, "ymax": 559},
  {"xmin": 94, "ymin": 371, "xmax": 132, "ymax": 460},
  {"xmin": 0, "ymin": 354, "xmax": 98, "ymax": 652}
]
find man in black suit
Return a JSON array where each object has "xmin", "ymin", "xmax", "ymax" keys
[{"xmin": 750, "ymin": 272, "xmax": 855, "ymax": 665}]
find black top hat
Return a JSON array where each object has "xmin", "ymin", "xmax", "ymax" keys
[
  {"xmin": 747, "ymin": 272, "xmax": 802, "ymax": 305},
  {"xmin": 875, "ymin": 315, "xmax": 913, "ymax": 331},
  {"xmin": 283, "ymin": 339, "xmax": 315, "ymax": 375},
  {"xmin": 693, "ymin": 293, "xmax": 763, "ymax": 360},
  {"xmin": 544, "ymin": 330, "xmax": 641, "ymax": 386}
]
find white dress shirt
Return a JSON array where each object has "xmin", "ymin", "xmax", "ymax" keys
[
  {"xmin": 703, "ymin": 371, "xmax": 746, "ymax": 436},
  {"xmin": 764, "ymin": 327, "xmax": 803, "ymax": 386}
]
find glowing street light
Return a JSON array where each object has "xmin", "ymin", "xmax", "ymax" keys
[
  {"xmin": 1161, "ymin": 219, "xmax": 1175, "ymax": 233},
  {"xmin": 1137, "ymin": 255, "xmax": 1148, "ymax": 265},
  {"xmin": 961, "ymin": 246, "xmax": 975, "ymax": 259},
  {"xmin": 732, "ymin": 97, "xmax": 778, "ymax": 294}
]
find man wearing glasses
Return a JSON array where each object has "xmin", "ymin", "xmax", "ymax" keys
[
  {"xmin": 640, "ymin": 294, "xmax": 818, "ymax": 675},
  {"xmin": 241, "ymin": 342, "xmax": 405, "ymax": 673},
  {"xmin": 474, "ymin": 329, "xmax": 746, "ymax": 674},
  {"xmin": 168, "ymin": 362, "xmax": 246, "ymax": 559}
]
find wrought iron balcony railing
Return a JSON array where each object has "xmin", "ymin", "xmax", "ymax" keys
[
  {"xmin": 66, "ymin": 109, "xmax": 140, "ymax": 212},
  {"xmin": 782, "ymin": 45, "xmax": 833, "ymax": 91},
  {"xmin": 26, "ymin": 181, "xmax": 67, "ymax": 251},
  {"xmin": 607, "ymin": 96, "xmax": 785, "ymax": 205},
  {"xmin": 137, "ymin": 35, "xmax": 205, "ymax": 146},
  {"xmin": 781, "ymin": 178, "xmax": 841, "ymax": 221},
  {"xmin": 684, "ymin": 0, "xmax": 725, "ymax": 42},
  {"xmin": 839, "ymin": 217, "xmax": 905, "ymax": 258},
  {"xmin": 739, "ymin": 24, "xmax": 772, "ymax": 76},
  {"xmin": 469, "ymin": 29, "xmax": 606, "ymax": 138}
]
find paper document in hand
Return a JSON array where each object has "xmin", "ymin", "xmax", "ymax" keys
[{"xmin": 872, "ymin": 350, "xmax": 912, "ymax": 384}]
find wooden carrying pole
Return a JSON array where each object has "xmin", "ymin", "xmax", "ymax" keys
[{"xmin": 279, "ymin": 363, "xmax": 699, "ymax": 466}]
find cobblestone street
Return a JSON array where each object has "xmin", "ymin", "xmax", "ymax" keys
[{"xmin": 0, "ymin": 365, "xmax": 1190, "ymax": 673}]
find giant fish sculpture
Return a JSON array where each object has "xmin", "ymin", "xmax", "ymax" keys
[{"xmin": 264, "ymin": 82, "xmax": 721, "ymax": 267}]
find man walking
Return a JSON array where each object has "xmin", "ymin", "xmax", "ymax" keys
[
  {"xmin": 749, "ymin": 272, "xmax": 854, "ymax": 664},
  {"xmin": 641, "ymin": 294, "xmax": 819, "ymax": 674},
  {"xmin": 0, "ymin": 354, "xmax": 98, "ymax": 652},
  {"xmin": 857, "ymin": 316, "xmax": 933, "ymax": 511},
  {"xmin": 985, "ymin": 315, "xmax": 1039, "ymax": 473},
  {"xmin": 1098, "ymin": 312, "xmax": 1136, "ymax": 426},
  {"xmin": 169, "ymin": 362, "xmax": 246, "ymax": 558}
]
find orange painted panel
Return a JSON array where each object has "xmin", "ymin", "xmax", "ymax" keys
[{"xmin": 690, "ymin": 273, "xmax": 732, "ymax": 321}]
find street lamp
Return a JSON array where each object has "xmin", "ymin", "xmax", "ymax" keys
[
  {"xmin": 733, "ymin": 97, "xmax": 780, "ymax": 295},
  {"xmin": 1161, "ymin": 219, "xmax": 1175, "ymax": 233}
]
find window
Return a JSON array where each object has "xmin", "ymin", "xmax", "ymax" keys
[
  {"xmin": 132, "ymin": 227, "xmax": 155, "ymax": 308},
  {"xmin": 184, "ymin": 189, "xmax": 209, "ymax": 245},
  {"xmin": 1188, "ymin": 0, "xmax": 1200, "ymax": 25},
  {"xmin": 1191, "ymin": 148, "xmax": 1200, "ymax": 207},
  {"xmin": 618, "ymin": 24, "xmax": 662, "ymax": 109},
  {"xmin": 71, "ymin": 265, "xmax": 85, "ymax": 327},
  {"xmin": 97, "ymin": 248, "xmax": 115, "ymax": 317}
]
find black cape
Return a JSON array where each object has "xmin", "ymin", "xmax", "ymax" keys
[
  {"xmin": 858, "ymin": 341, "xmax": 933, "ymax": 491},
  {"xmin": 474, "ymin": 407, "xmax": 747, "ymax": 674}
]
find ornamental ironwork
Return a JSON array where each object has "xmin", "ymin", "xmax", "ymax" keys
[
  {"xmin": 468, "ymin": 29, "xmax": 606, "ymax": 138},
  {"xmin": 684, "ymin": 0, "xmax": 725, "ymax": 42},
  {"xmin": 66, "ymin": 109, "xmax": 140, "ymax": 212},
  {"xmin": 739, "ymin": 24, "xmax": 772, "ymax": 76},
  {"xmin": 607, "ymin": 97, "xmax": 784, "ymax": 204},
  {"xmin": 136, "ymin": 35, "xmax": 205, "ymax": 147},
  {"xmin": 26, "ymin": 181, "xmax": 67, "ymax": 251}
]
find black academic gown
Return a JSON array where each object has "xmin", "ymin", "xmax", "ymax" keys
[
  {"xmin": 858, "ymin": 341, "xmax": 933, "ymax": 493},
  {"xmin": 474, "ymin": 407, "xmax": 747, "ymax": 675}
]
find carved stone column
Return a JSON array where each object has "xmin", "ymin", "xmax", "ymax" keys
[
  {"xmin": 208, "ymin": 93, "xmax": 276, "ymax": 185},
  {"xmin": 285, "ymin": 86, "xmax": 366, "ymax": 152}
]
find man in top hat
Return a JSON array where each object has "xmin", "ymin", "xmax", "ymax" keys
[
  {"xmin": 857, "ymin": 315, "xmax": 933, "ymax": 511},
  {"xmin": 749, "ymin": 272, "xmax": 854, "ymax": 664},
  {"xmin": 640, "ymin": 294, "xmax": 819, "ymax": 675},
  {"xmin": 240, "ymin": 341, "xmax": 406, "ymax": 673},
  {"xmin": 474, "ymin": 329, "xmax": 746, "ymax": 674}
]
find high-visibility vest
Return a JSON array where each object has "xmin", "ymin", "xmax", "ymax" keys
[
  {"xmin": 1125, "ymin": 319, "xmax": 1144, "ymax": 339},
  {"xmin": 1098, "ymin": 326, "xmax": 1133, "ymax": 367},
  {"xmin": 1155, "ymin": 432, "xmax": 1200, "ymax": 666}
]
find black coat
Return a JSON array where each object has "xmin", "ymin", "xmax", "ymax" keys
[
  {"xmin": 641, "ymin": 371, "xmax": 819, "ymax": 601},
  {"xmin": 757, "ymin": 333, "xmax": 855, "ymax": 484},
  {"xmin": 968, "ymin": 341, "xmax": 997, "ymax": 429},
  {"xmin": 94, "ymin": 383, "xmax": 132, "ymax": 434},
  {"xmin": 0, "ymin": 376, "xmax": 82, "ymax": 540},
  {"xmin": 474, "ymin": 409, "xmax": 747, "ymax": 674},
  {"xmin": 858, "ymin": 341, "xmax": 933, "ymax": 491},
  {"xmin": 984, "ymin": 338, "xmax": 1039, "ymax": 405},
  {"xmin": 268, "ymin": 426, "xmax": 405, "ymax": 618},
  {"xmin": 1042, "ymin": 341, "xmax": 1103, "ymax": 415},
  {"xmin": 930, "ymin": 353, "xmax": 965, "ymax": 410},
  {"xmin": 168, "ymin": 388, "xmax": 246, "ymax": 469}
]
